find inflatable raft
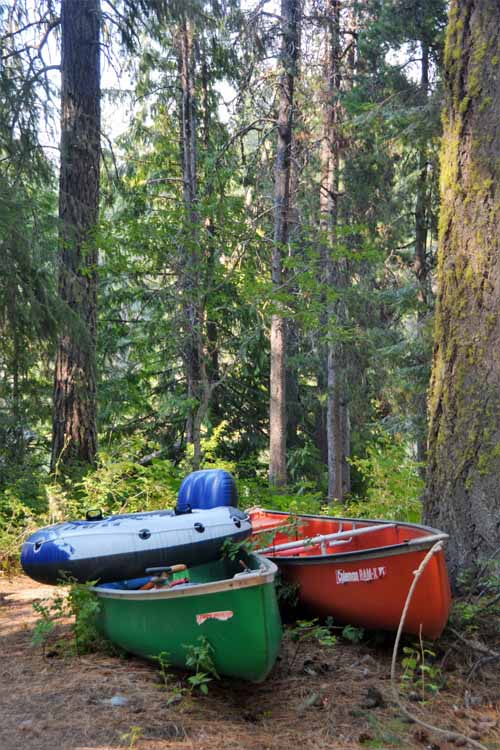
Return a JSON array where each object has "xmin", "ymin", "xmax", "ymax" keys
[{"xmin": 21, "ymin": 505, "xmax": 251, "ymax": 585}]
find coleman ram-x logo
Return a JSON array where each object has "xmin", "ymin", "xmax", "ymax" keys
[{"xmin": 336, "ymin": 566, "xmax": 387, "ymax": 584}]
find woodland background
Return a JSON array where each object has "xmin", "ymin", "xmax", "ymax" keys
[{"xmin": 0, "ymin": 0, "xmax": 499, "ymax": 590}]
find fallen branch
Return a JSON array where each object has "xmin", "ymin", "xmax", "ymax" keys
[
  {"xmin": 390, "ymin": 542, "xmax": 488, "ymax": 750},
  {"xmin": 448, "ymin": 626, "xmax": 500, "ymax": 659}
]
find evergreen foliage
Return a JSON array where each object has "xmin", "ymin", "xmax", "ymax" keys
[{"xmin": 0, "ymin": 0, "xmax": 453, "ymax": 563}]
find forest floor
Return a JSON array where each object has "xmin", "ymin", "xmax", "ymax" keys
[{"xmin": 0, "ymin": 574, "xmax": 499, "ymax": 750}]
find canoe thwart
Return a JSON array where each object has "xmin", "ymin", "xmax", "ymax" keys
[{"xmin": 257, "ymin": 523, "xmax": 398, "ymax": 554}]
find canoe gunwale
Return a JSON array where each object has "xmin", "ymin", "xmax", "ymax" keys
[
  {"xmin": 249, "ymin": 508, "xmax": 449, "ymax": 565},
  {"xmin": 91, "ymin": 555, "xmax": 278, "ymax": 601}
]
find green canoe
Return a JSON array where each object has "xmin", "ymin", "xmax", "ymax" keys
[{"xmin": 91, "ymin": 552, "xmax": 282, "ymax": 682}]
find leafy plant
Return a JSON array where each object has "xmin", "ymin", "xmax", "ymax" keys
[
  {"xmin": 78, "ymin": 448, "xmax": 180, "ymax": 515},
  {"xmin": 400, "ymin": 639, "xmax": 442, "ymax": 701},
  {"xmin": 447, "ymin": 557, "xmax": 499, "ymax": 680},
  {"xmin": 452, "ymin": 559, "xmax": 500, "ymax": 637},
  {"xmin": 341, "ymin": 624, "xmax": 365, "ymax": 643},
  {"xmin": 183, "ymin": 637, "xmax": 219, "ymax": 695},
  {"xmin": 120, "ymin": 725, "xmax": 144, "ymax": 750},
  {"xmin": 32, "ymin": 593, "xmax": 68, "ymax": 653},
  {"xmin": 219, "ymin": 536, "xmax": 253, "ymax": 561},
  {"xmin": 237, "ymin": 478, "xmax": 323, "ymax": 516},
  {"xmin": 0, "ymin": 490, "xmax": 43, "ymax": 573},
  {"xmin": 32, "ymin": 581, "xmax": 110, "ymax": 656},
  {"xmin": 152, "ymin": 651, "xmax": 186, "ymax": 706},
  {"xmin": 287, "ymin": 618, "xmax": 337, "ymax": 671},
  {"xmin": 276, "ymin": 577, "xmax": 301, "ymax": 608}
]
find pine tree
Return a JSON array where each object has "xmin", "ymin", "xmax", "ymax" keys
[
  {"xmin": 269, "ymin": 0, "xmax": 300, "ymax": 487},
  {"xmin": 51, "ymin": 0, "xmax": 101, "ymax": 469}
]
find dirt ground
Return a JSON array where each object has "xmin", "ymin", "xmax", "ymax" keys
[{"xmin": 0, "ymin": 575, "xmax": 498, "ymax": 750}]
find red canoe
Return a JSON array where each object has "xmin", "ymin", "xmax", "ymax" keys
[{"xmin": 249, "ymin": 508, "xmax": 451, "ymax": 639}]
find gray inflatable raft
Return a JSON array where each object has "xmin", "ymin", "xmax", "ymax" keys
[{"xmin": 21, "ymin": 506, "xmax": 251, "ymax": 585}]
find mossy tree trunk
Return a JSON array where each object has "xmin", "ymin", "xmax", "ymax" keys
[
  {"xmin": 51, "ymin": 0, "xmax": 101, "ymax": 470},
  {"xmin": 424, "ymin": 0, "xmax": 500, "ymax": 585},
  {"xmin": 414, "ymin": 38, "xmax": 430, "ymax": 477}
]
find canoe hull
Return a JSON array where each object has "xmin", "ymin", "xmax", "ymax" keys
[
  {"xmin": 92, "ymin": 554, "xmax": 282, "ymax": 682},
  {"xmin": 276, "ymin": 544, "xmax": 450, "ymax": 638},
  {"xmin": 250, "ymin": 509, "xmax": 451, "ymax": 639}
]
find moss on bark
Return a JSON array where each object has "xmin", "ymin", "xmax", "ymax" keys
[{"xmin": 425, "ymin": 0, "xmax": 500, "ymax": 587}]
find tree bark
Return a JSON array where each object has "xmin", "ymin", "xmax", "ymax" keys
[
  {"xmin": 269, "ymin": 0, "xmax": 299, "ymax": 487},
  {"xmin": 177, "ymin": 17, "xmax": 210, "ymax": 470},
  {"xmin": 201, "ymin": 57, "xmax": 221, "ymax": 423},
  {"xmin": 414, "ymin": 41, "xmax": 430, "ymax": 313},
  {"xmin": 286, "ymin": 41, "xmax": 302, "ymax": 452},
  {"xmin": 179, "ymin": 18, "xmax": 199, "ymax": 456},
  {"xmin": 51, "ymin": 0, "xmax": 101, "ymax": 470},
  {"xmin": 321, "ymin": 0, "xmax": 347, "ymax": 502},
  {"xmin": 424, "ymin": 0, "xmax": 500, "ymax": 586},
  {"xmin": 414, "ymin": 38, "xmax": 430, "ymax": 475}
]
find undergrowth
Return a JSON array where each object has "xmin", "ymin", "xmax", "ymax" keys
[
  {"xmin": 1, "ymin": 428, "xmax": 425, "ymax": 575},
  {"xmin": 400, "ymin": 639, "xmax": 443, "ymax": 702},
  {"xmin": 444, "ymin": 555, "xmax": 500, "ymax": 682},
  {"xmin": 153, "ymin": 637, "xmax": 220, "ymax": 704},
  {"xmin": 345, "ymin": 432, "xmax": 423, "ymax": 522},
  {"xmin": 32, "ymin": 580, "xmax": 116, "ymax": 656}
]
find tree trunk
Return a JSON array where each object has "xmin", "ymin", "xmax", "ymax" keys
[
  {"xmin": 201, "ymin": 58, "xmax": 221, "ymax": 423},
  {"xmin": 414, "ymin": 39, "xmax": 430, "ymax": 475},
  {"xmin": 320, "ymin": 0, "xmax": 346, "ymax": 502},
  {"xmin": 179, "ymin": 16, "xmax": 198, "ymax": 446},
  {"xmin": 178, "ymin": 17, "xmax": 210, "ymax": 470},
  {"xmin": 51, "ymin": 0, "xmax": 100, "ymax": 470},
  {"xmin": 269, "ymin": 0, "xmax": 299, "ymax": 487},
  {"xmin": 424, "ymin": 0, "xmax": 500, "ymax": 586},
  {"xmin": 286, "ymin": 54, "xmax": 302, "ymax": 451}
]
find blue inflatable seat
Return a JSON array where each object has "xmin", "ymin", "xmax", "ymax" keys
[{"xmin": 177, "ymin": 469, "xmax": 238, "ymax": 513}]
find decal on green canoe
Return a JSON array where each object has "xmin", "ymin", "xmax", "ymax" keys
[{"xmin": 196, "ymin": 610, "xmax": 234, "ymax": 625}]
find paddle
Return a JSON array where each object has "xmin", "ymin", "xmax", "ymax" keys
[{"xmin": 139, "ymin": 564, "xmax": 188, "ymax": 590}]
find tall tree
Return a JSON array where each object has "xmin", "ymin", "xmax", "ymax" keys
[
  {"xmin": 320, "ymin": 0, "xmax": 341, "ymax": 501},
  {"xmin": 425, "ymin": 0, "xmax": 500, "ymax": 583},
  {"xmin": 269, "ymin": 0, "xmax": 299, "ymax": 487},
  {"xmin": 51, "ymin": 0, "xmax": 101, "ymax": 469},
  {"xmin": 320, "ymin": 0, "xmax": 354, "ymax": 502},
  {"xmin": 177, "ymin": 14, "xmax": 200, "ymax": 453}
]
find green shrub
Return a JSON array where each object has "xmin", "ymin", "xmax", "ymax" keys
[
  {"xmin": 345, "ymin": 432, "xmax": 423, "ymax": 522},
  {"xmin": 0, "ymin": 482, "xmax": 47, "ymax": 572},
  {"xmin": 32, "ymin": 581, "xmax": 112, "ymax": 656}
]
